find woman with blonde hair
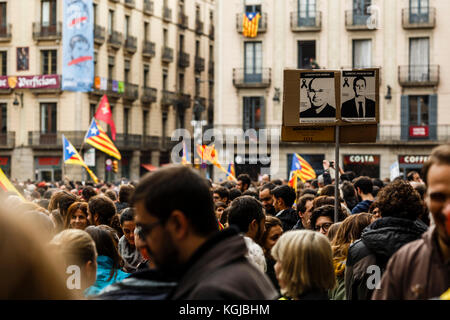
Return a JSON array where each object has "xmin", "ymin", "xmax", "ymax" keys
[{"xmin": 271, "ymin": 230, "xmax": 335, "ymax": 300}]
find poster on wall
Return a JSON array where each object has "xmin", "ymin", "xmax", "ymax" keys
[{"xmin": 17, "ymin": 47, "xmax": 29, "ymax": 71}]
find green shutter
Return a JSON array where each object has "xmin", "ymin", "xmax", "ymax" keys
[
  {"xmin": 429, "ymin": 94, "xmax": 437, "ymax": 140},
  {"xmin": 401, "ymin": 95, "xmax": 409, "ymax": 141}
]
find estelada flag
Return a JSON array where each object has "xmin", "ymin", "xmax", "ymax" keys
[
  {"xmin": 243, "ymin": 12, "xmax": 261, "ymax": 38},
  {"xmin": 62, "ymin": 134, "xmax": 99, "ymax": 183},
  {"xmin": 94, "ymin": 95, "xmax": 116, "ymax": 141},
  {"xmin": 0, "ymin": 167, "xmax": 25, "ymax": 200},
  {"xmin": 288, "ymin": 153, "xmax": 316, "ymax": 190},
  {"xmin": 181, "ymin": 141, "xmax": 190, "ymax": 165},
  {"xmin": 227, "ymin": 163, "xmax": 237, "ymax": 181},
  {"xmin": 85, "ymin": 118, "xmax": 121, "ymax": 160}
]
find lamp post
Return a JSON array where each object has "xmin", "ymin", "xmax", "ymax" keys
[{"xmin": 13, "ymin": 92, "xmax": 24, "ymax": 107}]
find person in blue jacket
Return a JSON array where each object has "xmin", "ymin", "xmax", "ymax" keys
[{"xmin": 84, "ymin": 225, "xmax": 130, "ymax": 297}]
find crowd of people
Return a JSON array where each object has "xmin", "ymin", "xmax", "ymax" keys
[{"xmin": 1, "ymin": 144, "xmax": 449, "ymax": 300}]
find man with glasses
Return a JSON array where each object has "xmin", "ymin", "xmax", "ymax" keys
[
  {"xmin": 131, "ymin": 165, "xmax": 278, "ymax": 300},
  {"xmin": 300, "ymin": 77, "xmax": 336, "ymax": 119},
  {"xmin": 310, "ymin": 205, "xmax": 346, "ymax": 237}
]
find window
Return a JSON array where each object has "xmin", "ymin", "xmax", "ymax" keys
[
  {"xmin": 163, "ymin": 69, "xmax": 168, "ymax": 90},
  {"xmin": 40, "ymin": 103, "xmax": 57, "ymax": 133},
  {"xmin": 41, "ymin": 0, "xmax": 57, "ymax": 26},
  {"xmin": 353, "ymin": 0, "xmax": 371, "ymax": 25},
  {"xmin": 401, "ymin": 95, "xmax": 437, "ymax": 140},
  {"xmin": 243, "ymin": 97, "xmax": 264, "ymax": 131},
  {"xmin": 89, "ymin": 103, "xmax": 96, "ymax": 121},
  {"xmin": 124, "ymin": 107, "xmax": 130, "ymax": 135},
  {"xmin": 108, "ymin": 56, "xmax": 115, "ymax": 79},
  {"xmin": 0, "ymin": 2, "xmax": 7, "ymax": 28},
  {"xmin": 125, "ymin": 15, "xmax": 130, "ymax": 38},
  {"xmin": 0, "ymin": 103, "xmax": 6, "ymax": 134},
  {"xmin": 298, "ymin": 40, "xmax": 316, "ymax": 68},
  {"xmin": 196, "ymin": 40, "xmax": 200, "ymax": 57},
  {"xmin": 0, "ymin": 51, "xmax": 6, "ymax": 76},
  {"xmin": 179, "ymin": 34, "xmax": 184, "ymax": 52},
  {"xmin": 143, "ymin": 65, "xmax": 149, "ymax": 88},
  {"xmin": 410, "ymin": 0, "xmax": 429, "ymax": 23},
  {"xmin": 244, "ymin": 42, "xmax": 262, "ymax": 82},
  {"xmin": 298, "ymin": 0, "xmax": 316, "ymax": 26},
  {"xmin": 245, "ymin": 3, "xmax": 261, "ymax": 28},
  {"xmin": 108, "ymin": 10, "xmax": 114, "ymax": 36},
  {"xmin": 41, "ymin": 50, "xmax": 57, "ymax": 74},
  {"xmin": 143, "ymin": 110, "xmax": 149, "ymax": 136},
  {"xmin": 409, "ymin": 96, "xmax": 429, "ymax": 126},
  {"xmin": 196, "ymin": 5, "xmax": 201, "ymax": 20},
  {"xmin": 144, "ymin": 22, "xmax": 149, "ymax": 41},
  {"xmin": 124, "ymin": 59, "xmax": 130, "ymax": 83},
  {"xmin": 195, "ymin": 77, "xmax": 200, "ymax": 97},
  {"xmin": 409, "ymin": 37, "xmax": 429, "ymax": 81},
  {"xmin": 179, "ymin": 73, "xmax": 185, "ymax": 92},
  {"xmin": 209, "ymin": 45, "xmax": 214, "ymax": 61},
  {"xmin": 94, "ymin": 51, "xmax": 98, "ymax": 75},
  {"xmin": 353, "ymin": 39, "xmax": 372, "ymax": 68},
  {"xmin": 93, "ymin": 3, "xmax": 97, "ymax": 25},
  {"xmin": 163, "ymin": 28, "xmax": 168, "ymax": 46}
]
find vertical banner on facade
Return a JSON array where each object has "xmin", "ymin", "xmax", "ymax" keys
[{"xmin": 62, "ymin": 0, "xmax": 94, "ymax": 92}]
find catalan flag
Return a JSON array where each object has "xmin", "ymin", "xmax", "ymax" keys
[
  {"xmin": 242, "ymin": 12, "xmax": 261, "ymax": 38},
  {"xmin": 62, "ymin": 135, "xmax": 99, "ymax": 183},
  {"xmin": 288, "ymin": 154, "xmax": 316, "ymax": 191},
  {"xmin": 84, "ymin": 118, "xmax": 121, "ymax": 160},
  {"xmin": 181, "ymin": 141, "xmax": 190, "ymax": 165},
  {"xmin": 196, "ymin": 144, "xmax": 236, "ymax": 180},
  {"xmin": 227, "ymin": 163, "xmax": 237, "ymax": 182},
  {"xmin": 0, "ymin": 167, "xmax": 25, "ymax": 200}
]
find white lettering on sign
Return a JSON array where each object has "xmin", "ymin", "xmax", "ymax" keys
[
  {"xmin": 412, "ymin": 127, "xmax": 426, "ymax": 136},
  {"xmin": 0, "ymin": 79, "xmax": 7, "ymax": 87},
  {"xmin": 403, "ymin": 156, "xmax": 429, "ymax": 164},
  {"xmin": 349, "ymin": 155, "xmax": 375, "ymax": 163},
  {"xmin": 17, "ymin": 76, "xmax": 57, "ymax": 88}
]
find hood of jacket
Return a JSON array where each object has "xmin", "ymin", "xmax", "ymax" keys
[{"xmin": 361, "ymin": 217, "xmax": 428, "ymax": 263}]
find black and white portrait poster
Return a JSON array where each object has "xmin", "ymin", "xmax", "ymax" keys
[
  {"xmin": 341, "ymin": 70, "xmax": 377, "ymax": 122},
  {"xmin": 299, "ymin": 72, "xmax": 336, "ymax": 124},
  {"xmin": 17, "ymin": 47, "xmax": 29, "ymax": 71}
]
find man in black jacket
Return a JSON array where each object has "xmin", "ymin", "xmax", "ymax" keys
[
  {"xmin": 272, "ymin": 185, "xmax": 297, "ymax": 231},
  {"xmin": 300, "ymin": 78, "xmax": 336, "ymax": 119},
  {"xmin": 341, "ymin": 76, "xmax": 375, "ymax": 118}
]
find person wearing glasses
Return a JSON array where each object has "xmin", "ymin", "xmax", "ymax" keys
[
  {"xmin": 310, "ymin": 205, "xmax": 347, "ymax": 237},
  {"xmin": 300, "ymin": 78, "xmax": 336, "ymax": 119},
  {"xmin": 131, "ymin": 165, "xmax": 278, "ymax": 300}
]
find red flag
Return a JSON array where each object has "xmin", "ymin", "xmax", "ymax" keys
[{"xmin": 94, "ymin": 95, "xmax": 116, "ymax": 141}]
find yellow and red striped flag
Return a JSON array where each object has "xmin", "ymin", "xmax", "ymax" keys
[
  {"xmin": 85, "ymin": 118, "xmax": 121, "ymax": 160},
  {"xmin": 0, "ymin": 167, "xmax": 25, "ymax": 200},
  {"xmin": 242, "ymin": 12, "xmax": 261, "ymax": 38},
  {"xmin": 288, "ymin": 154, "xmax": 316, "ymax": 190},
  {"xmin": 227, "ymin": 163, "xmax": 236, "ymax": 181},
  {"xmin": 63, "ymin": 135, "xmax": 99, "ymax": 183}
]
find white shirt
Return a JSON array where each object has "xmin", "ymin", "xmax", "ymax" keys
[{"xmin": 243, "ymin": 236, "xmax": 267, "ymax": 273}]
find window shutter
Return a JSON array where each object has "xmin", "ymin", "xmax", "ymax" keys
[
  {"xmin": 429, "ymin": 94, "xmax": 437, "ymax": 140},
  {"xmin": 401, "ymin": 95, "xmax": 409, "ymax": 141}
]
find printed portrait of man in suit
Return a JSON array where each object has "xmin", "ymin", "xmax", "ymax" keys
[
  {"xmin": 300, "ymin": 78, "xmax": 336, "ymax": 119},
  {"xmin": 341, "ymin": 76, "xmax": 375, "ymax": 118}
]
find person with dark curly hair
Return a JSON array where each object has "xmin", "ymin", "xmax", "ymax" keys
[{"xmin": 345, "ymin": 179, "xmax": 428, "ymax": 300}]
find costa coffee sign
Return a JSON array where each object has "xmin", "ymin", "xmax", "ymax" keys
[
  {"xmin": 0, "ymin": 75, "xmax": 60, "ymax": 89},
  {"xmin": 344, "ymin": 155, "xmax": 380, "ymax": 165},
  {"xmin": 399, "ymin": 155, "xmax": 429, "ymax": 165}
]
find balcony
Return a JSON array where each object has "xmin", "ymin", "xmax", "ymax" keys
[
  {"xmin": 109, "ymin": 0, "xmax": 120, "ymax": 2},
  {"xmin": 178, "ymin": 51, "xmax": 190, "ymax": 68},
  {"xmin": 124, "ymin": 0, "xmax": 135, "ymax": 8},
  {"xmin": 116, "ymin": 134, "xmax": 142, "ymax": 150},
  {"xmin": 195, "ymin": 19, "xmax": 204, "ymax": 35},
  {"xmin": 208, "ymin": 61, "xmax": 214, "ymax": 78},
  {"xmin": 163, "ymin": 6, "xmax": 172, "ymax": 22},
  {"xmin": 28, "ymin": 131, "xmax": 85, "ymax": 149},
  {"xmin": 142, "ymin": 41, "xmax": 156, "ymax": 58},
  {"xmin": 209, "ymin": 25, "xmax": 214, "ymax": 40},
  {"xmin": 236, "ymin": 13, "xmax": 267, "ymax": 34},
  {"xmin": 177, "ymin": 92, "xmax": 191, "ymax": 108},
  {"xmin": 142, "ymin": 135, "xmax": 160, "ymax": 150},
  {"xmin": 398, "ymin": 65, "xmax": 439, "ymax": 87},
  {"xmin": 194, "ymin": 57, "xmax": 205, "ymax": 73},
  {"xmin": 107, "ymin": 79, "xmax": 123, "ymax": 99},
  {"xmin": 233, "ymin": 68, "xmax": 271, "ymax": 88},
  {"xmin": 94, "ymin": 25, "xmax": 105, "ymax": 45},
  {"xmin": 0, "ymin": 132, "xmax": 15, "ymax": 149},
  {"xmin": 161, "ymin": 90, "xmax": 176, "ymax": 106},
  {"xmin": 345, "ymin": 10, "xmax": 376, "ymax": 31},
  {"xmin": 161, "ymin": 46, "xmax": 173, "ymax": 63},
  {"xmin": 141, "ymin": 87, "xmax": 157, "ymax": 104},
  {"xmin": 143, "ymin": 1, "xmax": 154, "ymax": 15},
  {"xmin": 402, "ymin": 7, "xmax": 436, "ymax": 29},
  {"xmin": 32, "ymin": 22, "xmax": 62, "ymax": 41},
  {"xmin": 290, "ymin": 11, "xmax": 322, "ymax": 32},
  {"xmin": 124, "ymin": 35, "xmax": 137, "ymax": 54},
  {"xmin": 0, "ymin": 24, "xmax": 12, "ymax": 42},
  {"xmin": 107, "ymin": 31, "xmax": 123, "ymax": 50},
  {"xmin": 123, "ymin": 82, "xmax": 139, "ymax": 101},
  {"xmin": 178, "ymin": 12, "xmax": 189, "ymax": 29},
  {"xmin": 376, "ymin": 125, "xmax": 448, "ymax": 143}
]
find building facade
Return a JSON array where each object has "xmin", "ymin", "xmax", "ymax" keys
[
  {"xmin": 0, "ymin": 0, "xmax": 215, "ymax": 182},
  {"xmin": 215, "ymin": 0, "xmax": 449, "ymax": 181}
]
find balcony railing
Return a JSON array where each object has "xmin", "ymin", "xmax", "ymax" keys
[
  {"xmin": 178, "ymin": 13, "xmax": 189, "ymax": 29},
  {"xmin": 345, "ymin": 10, "xmax": 376, "ymax": 31},
  {"xmin": 178, "ymin": 51, "xmax": 190, "ymax": 68},
  {"xmin": 142, "ymin": 135, "xmax": 161, "ymax": 150},
  {"xmin": 161, "ymin": 46, "xmax": 173, "ymax": 63},
  {"xmin": 233, "ymin": 68, "xmax": 271, "ymax": 88},
  {"xmin": 376, "ymin": 125, "xmax": 448, "ymax": 142},
  {"xmin": 32, "ymin": 22, "xmax": 62, "ymax": 41},
  {"xmin": 107, "ymin": 31, "xmax": 123, "ymax": 50},
  {"xmin": 0, "ymin": 132, "xmax": 15, "ymax": 149},
  {"xmin": 195, "ymin": 19, "xmax": 204, "ymax": 34},
  {"xmin": 209, "ymin": 25, "xmax": 215, "ymax": 40},
  {"xmin": 142, "ymin": 40, "xmax": 156, "ymax": 58},
  {"xmin": 124, "ymin": 0, "xmax": 135, "ymax": 8},
  {"xmin": 143, "ymin": 1, "xmax": 154, "ymax": 15},
  {"xmin": 0, "ymin": 24, "xmax": 12, "ymax": 42},
  {"xmin": 177, "ymin": 92, "xmax": 191, "ymax": 108},
  {"xmin": 161, "ymin": 90, "xmax": 176, "ymax": 106},
  {"xmin": 123, "ymin": 82, "xmax": 139, "ymax": 101},
  {"xmin": 28, "ymin": 131, "xmax": 86, "ymax": 148},
  {"xmin": 163, "ymin": 6, "xmax": 172, "ymax": 22},
  {"xmin": 236, "ymin": 13, "xmax": 267, "ymax": 34},
  {"xmin": 94, "ymin": 25, "xmax": 105, "ymax": 45},
  {"xmin": 398, "ymin": 65, "xmax": 439, "ymax": 87},
  {"xmin": 402, "ymin": 7, "xmax": 436, "ymax": 29},
  {"xmin": 141, "ymin": 86, "xmax": 157, "ymax": 104},
  {"xmin": 124, "ymin": 35, "xmax": 137, "ymax": 54},
  {"xmin": 116, "ymin": 134, "xmax": 142, "ymax": 150},
  {"xmin": 290, "ymin": 11, "xmax": 322, "ymax": 32},
  {"xmin": 195, "ymin": 57, "xmax": 205, "ymax": 73}
]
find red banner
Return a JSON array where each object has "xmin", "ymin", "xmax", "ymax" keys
[
  {"xmin": 0, "ymin": 157, "xmax": 9, "ymax": 166},
  {"xmin": 38, "ymin": 157, "xmax": 60, "ymax": 166},
  {"xmin": 0, "ymin": 75, "xmax": 60, "ymax": 89},
  {"xmin": 409, "ymin": 126, "xmax": 429, "ymax": 138}
]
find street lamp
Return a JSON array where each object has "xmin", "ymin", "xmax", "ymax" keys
[{"xmin": 13, "ymin": 92, "xmax": 24, "ymax": 107}]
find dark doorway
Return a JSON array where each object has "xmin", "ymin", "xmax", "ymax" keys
[{"xmin": 298, "ymin": 40, "xmax": 316, "ymax": 69}]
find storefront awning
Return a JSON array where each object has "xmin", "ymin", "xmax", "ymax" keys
[{"xmin": 141, "ymin": 164, "xmax": 158, "ymax": 172}]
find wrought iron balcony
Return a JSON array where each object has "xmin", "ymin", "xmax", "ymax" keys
[
  {"xmin": 142, "ymin": 135, "xmax": 161, "ymax": 150},
  {"xmin": 290, "ymin": 11, "xmax": 322, "ymax": 32},
  {"xmin": 142, "ymin": 40, "xmax": 156, "ymax": 58},
  {"xmin": 163, "ymin": 6, "xmax": 172, "ymax": 22},
  {"xmin": 345, "ymin": 10, "xmax": 377, "ymax": 31},
  {"xmin": 195, "ymin": 19, "xmax": 204, "ymax": 34},
  {"xmin": 124, "ymin": 0, "xmax": 135, "ymax": 8},
  {"xmin": 178, "ymin": 51, "xmax": 190, "ymax": 68},
  {"xmin": 32, "ymin": 22, "xmax": 62, "ymax": 41},
  {"xmin": 195, "ymin": 57, "xmax": 205, "ymax": 73},
  {"xmin": 0, "ymin": 132, "xmax": 15, "ymax": 149},
  {"xmin": 141, "ymin": 86, "xmax": 157, "ymax": 104},
  {"xmin": 161, "ymin": 46, "xmax": 173, "ymax": 63},
  {"xmin": 177, "ymin": 92, "xmax": 191, "ymax": 108},
  {"xmin": 402, "ymin": 7, "xmax": 436, "ymax": 29},
  {"xmin": 124, "ymin": 35, "xmax": 137, "ymax": 54},
  {"xmin": 123, "ymin": 82, "xmax": 139, "ymax": 101},
  {"xmin": 94, "ymin": 25, "xmax": 105, "ymax": 45},
  {"xmin": 0, "ymin": 24, "xmax": 12, "ymax": 42},
  {"xmin": 398, "ymin": 65, "xmax": 439, "ymax": 87},
  {"xmin": 236, "ymin": 13, "xmax": 267, "ymax": 34},
  {"xmin": 116, "ymin": 134, "xmax": 142, "ymax": 150},
  {"xmin": 143, "ymin": 1, "xmax": 154, "ymax": 15},
  {"xmin": 28, "ymin": 131, "xmax": 85, "ymax": 148},
  {"xmin": 178, "ymin": 12, "xmax": 189, "ymax": 29},
  {"xmin": 232, "ymin": 68, "xmax": 271, "ymax": 88},
  {"xmin": 107, "ymin": 31, "xmax": 123, "ymax": 50},
  {"xmin": 161, "ymin": 90, "xmax": 176, "ymax": 106}
]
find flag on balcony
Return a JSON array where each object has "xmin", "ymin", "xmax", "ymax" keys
[
  {"xmin": 84, "ymin": 118, "xmax": 121, "ymax": 160},
  {"xmin": 242, "ymin": 12, "xmax": 261, "ymax": 38},
  {"xmin": 100, "ymin": 77, "xmax": 107, "ymax": 90},
  {"xmin": 181, "ymin": 141, "xmax": 190, "ymax": 165},
  {"xmin": 94, "ymin": 94, "xmax": 116, "ymax": 141},
  {"xmin": 0, "ymin": 167, "xmax": 25, "ymax": 201},
  {"xmin": 118, "ymin": 81, "xmax": 124, "ymax": 94},
  {"xmin": 227, "ymin": 163, "xmax": 237, "ymax": 182},
  {"xmin": 62, "ymin": 134, "xmax": 99, "ymax": 183},
  {"xmin": 288, "ymin": 153, "xmax": 316, "ymax": 191}
]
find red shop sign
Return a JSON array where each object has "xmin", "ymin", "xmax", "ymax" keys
[
  {"xmin": 344, "ymin": 155, "xmax": 380, "ymax": 165},
  {"xmin": 38, "ymin": 157, "xmax": 60, "ymax": 166},
  {"xmin": 0, "ymin": 157, "xmax": 9, "ymax": 166},
  {"xmin": 409, "ymin": 126, "xmax": 429, "ymax": 138}
]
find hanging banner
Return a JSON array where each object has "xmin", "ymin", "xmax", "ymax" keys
[
  {"xmin": 62, "ymin": 0, "xmax": 94, "ymax": 92},
  {"xmin": 0, "ymin": 75, "xmax": 60, "ymax": 89}
]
